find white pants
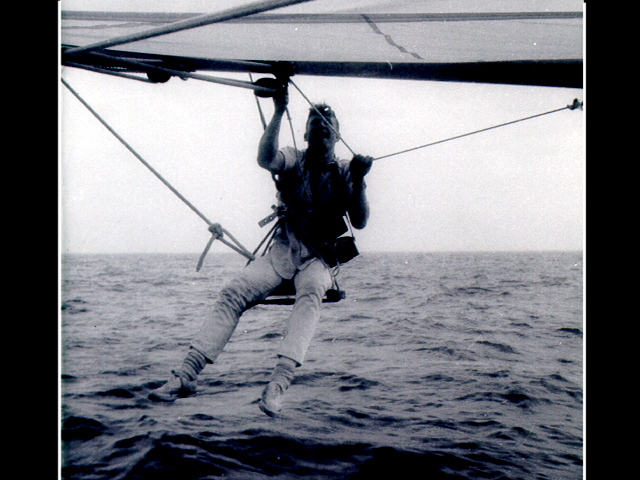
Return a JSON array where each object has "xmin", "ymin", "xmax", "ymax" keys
[{"xmin": 192, "ymin": 254, "xmax": 332, "ymax": 366}]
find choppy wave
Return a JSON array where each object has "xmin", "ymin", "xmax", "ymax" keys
[{"xmin": 61, "ymin": 252, "xmax": 583, "ymax": 479}]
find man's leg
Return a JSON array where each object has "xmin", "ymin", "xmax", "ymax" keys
[
  {"xmin": 259, "ymin": 259, "xmax": 332, "ymax": 415},
  {"xmin": 278, "ymin": 259, "xmax": 333, "ymax": 365},
  {"xmin": 149, "ymin": 255, "xmax": 283, "ymax": 401},
  {"xmin": 192, "ymin": 255, "xmax": 283, "ymax": 362}
]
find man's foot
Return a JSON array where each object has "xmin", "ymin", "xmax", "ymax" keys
[
  {"xmin": 148, "ymin": 371, "xmax": 197, "ymax": 402},
  {"xmin": 259, "ymin": 381, "xmax": 286, "ymax": 417}
]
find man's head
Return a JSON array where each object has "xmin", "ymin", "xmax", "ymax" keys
[{"xmin": 304, "ymin": 104, "xmax": 340, "ymax": 149}]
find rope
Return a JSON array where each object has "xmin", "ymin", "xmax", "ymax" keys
[
  {"xmin": 288, "ymin": 79, "xmax": 356, "ymax": 156},
  {"xmin": 249, "ymin": 73, "xmax": 268, "ymax": 130},
  {"xmin": 83, "ymin": 51, "xmax": 275, "ymax": 93},
  {"xmin": 247, "ymin": 220, "xmax": 280, "ymax": 268},
  {"xmin": 289, "ymin": 79, "xmax": 581, "ymax": 163},
  {"xmin": 61, "ymin": 77, "xmax": 255, "ymax": 266},
  {"xmin": 373, "ymin": 100, "xmax": 583, "ymax": 161}
]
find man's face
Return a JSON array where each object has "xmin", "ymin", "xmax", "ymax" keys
[{"xmin": 305, "ymin": 112, "xmax": 339, "ymax": 149}]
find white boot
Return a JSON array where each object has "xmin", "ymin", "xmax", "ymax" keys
[
  {"xmin": 259, "ymin": 356, "xmax": 296, "ymax": 417},
  {"xmin": 148, "ymin": 348, "xmax": 207, "ymax": 402},
  {"xmin": 148, "ymin": 371, "xmax": 197, "ymax": 402}
]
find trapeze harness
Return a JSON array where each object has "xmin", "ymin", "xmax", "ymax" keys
[
  {"xmin": 275, "ymin": 152, "xmax": 357, "ymax": 266},
  {"xmin": 252, "ymin": 151, "xmax": 359, "ymax": 305}
]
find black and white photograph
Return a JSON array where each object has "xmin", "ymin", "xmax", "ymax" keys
[{"xmin": 60, "ymin": 1, "xmax": 584, "ymax": 478}]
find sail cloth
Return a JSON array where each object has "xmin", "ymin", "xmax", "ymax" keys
[{"xmin": 61, "ymin": 0, "xmax": 583, "ymax": 88}]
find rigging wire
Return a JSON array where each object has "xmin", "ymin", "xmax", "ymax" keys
[
  {"xmin": 289, "ymin": 77, "xmax": 582, "ymax": 162},
  {"xmin": 249, "ymin": 73, "xmax": 268, "ymax": 130},
  {"xmin": 374, "ymin": 99, "xmax": 583, "ymax": 161},
  {"xmin": 289, "ymin": 78, "xmax": 356, "ymax": 156},
  {"xmin": 61, "ymin": 76, "xmax": 255, "ymax": 265}
]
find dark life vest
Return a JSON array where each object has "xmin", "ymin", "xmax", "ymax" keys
[{"xmin": 274, "ymin": 152, "xmax": 352, "ymax": 266}]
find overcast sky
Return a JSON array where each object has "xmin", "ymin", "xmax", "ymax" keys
[{"xmin": 60, "ymin": 1, "xmax": 584, "ymax": 255}]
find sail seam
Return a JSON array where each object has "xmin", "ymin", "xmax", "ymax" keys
[{"xmin": 361, "ymin": 14, "xmax": 423, "ymax": 60}]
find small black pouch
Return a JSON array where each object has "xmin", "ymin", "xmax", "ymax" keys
[{"xmin": 335, "ymin": 236, "xmax": 359, "ymax": 265}]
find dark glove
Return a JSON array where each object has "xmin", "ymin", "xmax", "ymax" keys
[
  {"xmin": 254, "ymin": 77, "xmax": 289, "ymax": 110},
  {"xmin": 350, "ymin": 154, "xmax": 373, "ymax": 181}
]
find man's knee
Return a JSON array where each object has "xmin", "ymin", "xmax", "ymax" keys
[
  {"xmin": 217, "ymin": 275, "xmax": 271, "ymax": 314},
  {"xmin": 295, "ymin": 262, "xmax": 332, "ymax": 299}
]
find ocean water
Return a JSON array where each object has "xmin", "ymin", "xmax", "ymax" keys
[{"xmin": 60, "ymin": 251, "xmax": 583, "ymax": 479}]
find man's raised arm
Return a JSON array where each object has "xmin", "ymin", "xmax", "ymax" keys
[{"xmin": 257, "ymin": 89, "xmax": 289, "ymax": 173}]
